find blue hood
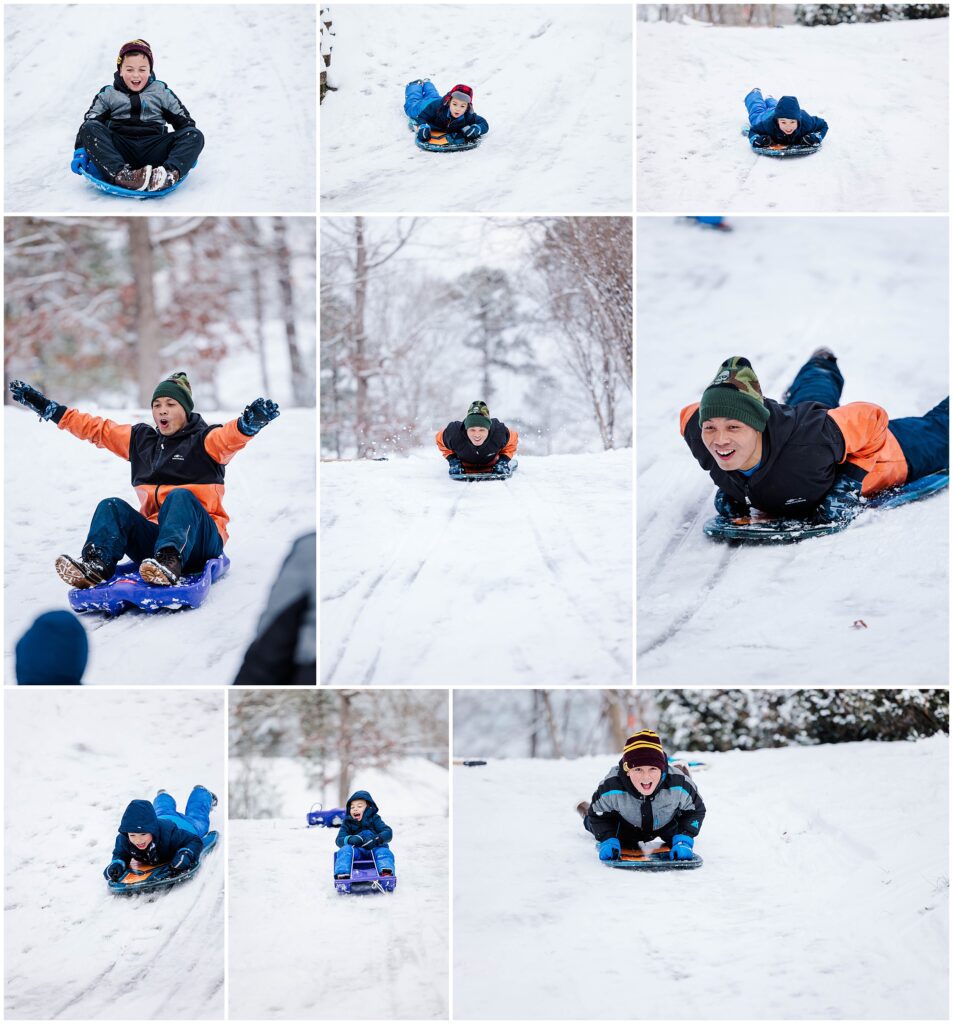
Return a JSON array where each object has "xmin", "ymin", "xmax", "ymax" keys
[
  {"xmin": 775, "ymin": 95, "xmax": 801, "ymax": 123},
  {"xmin": 346, "ymin": 790, "xmax": 379, "ymax": 817},
  {"xmin": 119, "ymin": 799, "xmax": 159, "ymax": 834}
]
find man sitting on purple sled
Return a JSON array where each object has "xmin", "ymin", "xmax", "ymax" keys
[{"xmin": 334, "ymin": 790, "xmax": 395, "ymax": 878}]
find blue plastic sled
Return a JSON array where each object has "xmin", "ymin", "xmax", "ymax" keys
[
  {"xmin": 408, "ymin": 119, "xmax": 480, "ymax": 153},
  {"xmin": 742, "ymin": 127, "xmax": 820, "ymax": 158},
  {"xmin": 609, "ymin": 845, "xmax": 703, "ymax": 871},
  {"xmin": 68, "ymin": 555, "xmax": 229, "ymax": 614},
  {"xmin": 71, "ymin": 148, "xmax": 193, "ymax": 198},
  {"xmin": 334, "ymin": 846, "xmax": 397, "ymax": 894},
  {"xmin": 108, "ymin": 831, "xmax": 219, "ymax": 895},
  {"xmin": 704, "ymin": 470, "xmax": 949, "ymax": 545},
  {"xmin": 307, "ymin": 803, "xmax": 346, "ymax": 828}
]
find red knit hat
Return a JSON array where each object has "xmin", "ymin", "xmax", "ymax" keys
[
  {"xmin": 620, "ymin": 730, "xmax": 667, "ymax": 773},
  {"xmin": 117, "ymin": 39, "xmax": 154, "ymax": 71},
  {"xmin": 443, "ymin": 83, "xmax": 474, "ymax": 109}
]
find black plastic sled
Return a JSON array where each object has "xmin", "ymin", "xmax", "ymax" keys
[
  {"xmin": 609, "ymin": 845, "xmax": 703, "ymax": 871},
  {"xmin": 743, "ymin": 127, "xmax": 821, "ymax": 158},
  {"xmin": 704, "ymin": 470, "xmax": 949, "ymax": 545},
  {"xmin": 452, "ymin": 460, "xmax": 519, "ymax": 483},
  {"xmin": 107, "ymin": 831, "xmax": 219, "ymax": 895},
  {"xmin": 409, "ymin": 118, "xmax": 480, "ymax": 153}
]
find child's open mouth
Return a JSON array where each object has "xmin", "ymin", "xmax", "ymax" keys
[
  {"xmin": 714, "ymin": 447, "xmax": 736, "ymax": 462},
  {"xmin": 639, "ymin": 782, "xmax": 654, "ymax": 792}
]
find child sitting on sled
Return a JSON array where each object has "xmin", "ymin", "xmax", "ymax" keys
[
  {"xmin": 404, "ymin": 79, "xmax": 489, "ymax": 144},
  {"xmin": 75, "ymin": 39, "xmax": 204, "ymax": 192},
  {"xmin": 580, "ymin": 730, "xmax": 705, "ymax": 862},
  {"xmin": 436, "ymin": 401, "xmax": 518, "ymax": 477},
  {"xmin": 104, "ymin": 785, "xmax": 217, "ymax": 881},
  {"xmin": 744, "ymin": 88, "xmax": 828, "ymax": 148},
  {"xmin": 8, "ymin": 371, "xmax": 279, "ymax": 588},
  {"xmin": 334, "ymin": 790, "xmax": 395, "ymax": 878},
  {"xmin": 681, "ymin": 352, "xmax": 949, "ymax": 525}
]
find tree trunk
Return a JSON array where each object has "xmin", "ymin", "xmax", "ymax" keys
[
  {"xmin": 336, "ymin": 690, "xmax": 353, "ymax": 804},
  {"xmin": 243, "ymin": 220, "xmax": 271, "ymax": 397},
  {"xmin": 273, "ymin": 217, "xmax": 307, "ymax": 405},
  {"xmin": 127, "ymin": 218, "xmax": 161, "ymax": 406},
  {"xmin": 353, "ymin": 217, "xmax": 371, "ymax": 456},
  {"xmin": 540, "ymin": 691, "xmax": 564, "ymax": 758}
]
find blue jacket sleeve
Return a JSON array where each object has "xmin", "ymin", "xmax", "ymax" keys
[
  {"xmin": 469, "ymin": 111, "xmax": 489, "ymax": 134},
  {"xmin": 111, "ymin": 833, "xmax": 130, "ymax": 863},
  {"xmin": 165, "ymin": 823, "xmax": 203, "ymax": 862}
]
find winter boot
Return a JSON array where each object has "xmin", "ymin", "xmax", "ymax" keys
[
  {"xmin": 809, "ymin": 346, "xmax": 837, "ymax": 362},
  {"xmin": 113, "ymin": 164, "xmax": 152, "ymax": 191},
  {"xmin": 147, "ymin": 166, "xmax": 180, "ymax": 191},
  {"xmin": 139, "ymin": 547, "xmax": 183, "ymax": 586},
  {"xmin": 156, "ymin": 788, "xmax": 168, "ymax": 797},
  {"xmin": 380, "ymin": 869, "xmax": 394, "ymax": 876},
  {"xmin": 575, "ymin": 800, "xmax": 591, "ymax": 819},
  {"xmin": 55, "ymin": 549, "xmax": 111, "ymax": 589}
]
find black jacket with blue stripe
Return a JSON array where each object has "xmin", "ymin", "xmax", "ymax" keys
[{"xmin": 586, "ymin": 765, "xmax": 706, "ymax": 844}]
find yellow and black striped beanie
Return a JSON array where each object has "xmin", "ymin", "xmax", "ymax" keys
[{"xmin": 620, "ymin": 730, "xmax": 667, "ymax": 773}]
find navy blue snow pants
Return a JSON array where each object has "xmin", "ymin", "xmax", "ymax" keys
[
  {"xmin": 154, "ymin": 786, "xmax": 213, "ymax": 838},
  {"xmin": 785, "ymin": 356, "xmax": 949, "ymax": 482},
  {"xmin": 85, "ymin": 490, "xmax": 223, "ymax": 574}
]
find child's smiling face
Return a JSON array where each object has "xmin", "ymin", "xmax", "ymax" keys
[
  {"xmin": 466, "ymin": 426, "xmax": 489, "ymax": 445},
  {"xmin": 626, "ymin": 766, "xmax": 662, "ymax": 796},
  {"xmin": 120, "ymin": 55, "xmax": 151, "ymax": 92},
  {"xmin": 152, "ymin": 396, "xmax": 187, "ymax": 435},
  {"xmin": 350, "ymin": 799, "xmax": 368, "ymax": 821},
  {"xmin": 448, "ymin": 96, "xmax": 469, "ymax": 118},
  {"xmin": 127, "ymin": 831, "xmax": 153, "ymax": 850},
  {"xmin": 777, "ymin": 117, "xmax": 798, "ymax": 135},
  {"xmin": 701, "ymin": 417, "xmax": 762, "ymax": 472}
]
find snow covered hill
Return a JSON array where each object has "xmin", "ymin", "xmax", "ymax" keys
[
  {"xmin": 320, "ymin": 5, "xmax": 632, "ymax": 212},
  {"xmin": 321, "ymin": 451, "xmax": 632, "ymax": 686},
  {"xmin": 4, "ymin": 689, "xmax": 224, "ymax": 1020},
  {"xmin": 637, "ymin": 217, "xmax": 948, "ymax": 686},
  {"xmin": 4, "ymin": 5, "xmax": 316, "ymax": 212},
  {"xmin": 229, "ymin": 814, "xmax": 448, "ymax": 1019},
  {"xmin": 453, "ymin": 736, "xmax": 949, "ymax": 1019},
  {"xmin": 637, "ymin": 19, "xmax": 948, "ymax": 212},
  {"xmin": 3, "ymin": 407, "xmax": 315, "ymax": 686}
]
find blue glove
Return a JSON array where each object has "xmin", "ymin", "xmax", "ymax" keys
[
  {"xmin": 8, "ymin": 380, "xmax": 65, "ymax": 421},
  {"xmin": 800, "ymin": 133, "xmax": 822, "ymax": 147},
  {"xmin": 346, "ymin": 834, "xmax": 364, "ymax": 846},
  {"xmin": 104, "ymin": 858, "xmax": 127, "ymax": 881},
  {"xmin": 237, "ymin": 397, "xmax": 280, "ymax": 436},
  {"xmin": 461, "ymin": 124, "xmax": 481, "ymax": 140},
  {"xmin": 447, "ymin": 456, "xmax": 465, "ymax": 478},
  {"xmin": 493, "ymin": 456, "xmax": 512, "ymax": 477},
  {"xmin": 170, "ymin": 849, "xmax": 196, "ymax": 875},
  {"xmin": 669, "ymin": 835, "xmax": 695, "ymax": 861},
  {"xmin": 815, "ymin": 473, "xmax": 863, "ymax": 525},
  {"xmin": 417, "ymin": 124, "xmax": 432, "ymax": 142},
  {"xmin": 714, "ymin": 489, "xmax": 746, "ymax": 518},
  {"xmin": 598, "ymin": 838, "xmax": 621, "ymax": 862},
  {"xmin": 358, "ymin": 830, "xmax": 377, "ymax": 846}
]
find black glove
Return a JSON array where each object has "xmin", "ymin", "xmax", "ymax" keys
[
  {"xmin": 750, "ymin": 134, "xmax": 771, "ymax": 149},
  {"xmin": 799, "ymin": 133, "xmax": 821, "ymax": 147},
  {"xmin": 237, "ymin": 397, "xmax": 280, "ymax": 436},
  {"xmin": 815, "ymin": 473, "xmax": 863, "ymax": 525},
  {"xmin": 714, "ymin": 489, "xmax": 747, "ymax": 518},
  {"xmin": 447, "ymin": 456, "xmax": 465, "ymax": 478},
  {"xmin": 8, "ymin": 380, "xmax": 65, "ymax": 422},
  {"xmin": 104, "ymin": 858, "xmax": 127, "ymax": 881},
  {"xmin": 461, "ymin": 124, "xmax": 481, "ymax": 140},
  {"xmin": 417, "ymin": 124, "xmax": 432, "ymax": 142},
  {"xmin": 493, "ymin": 456, "xmax": 512, "ymax": 477},
  {"xmin": 169, "ymin": 849, "xmax": 196, "ymax": 875},
  {"xmin": 346, "ymin": 833, "xmax": 364, "ymax": 846}
]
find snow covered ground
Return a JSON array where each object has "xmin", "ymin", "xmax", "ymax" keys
[
  {"xmin": 320, "ymin": 4, "xmax": 632, "ymax": 212},
  {"xmin": 454, "ymin": 736, "xmax": 949, "ymax": 1019},
  {"xmin": 228, "ymin": 758, "xmax": 448, "ymax": 1019},
  {"xmin": 4, "ymin": 688, "xmax": 225, "ymax": 1020},
  {"xmin": 321, "ymin": 450, "xmax": 632, "ymax": 686},
  {"xmin": 4, "ymin": 5, "xmax": 316, "ymax": 212},
  {"xmin": 4, "ymin": 407, "xmax": 315, "ymax": 686},
  {"xmin": 637, "ymin": 19, "xmax": 948, "ymax": 212},
  {"xmin": 637, "ymin": 217, "xmax": 948, "ymax": 686}
]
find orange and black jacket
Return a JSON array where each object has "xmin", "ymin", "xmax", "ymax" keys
[
  {"xmin": 435, "ymin": 419, "xmax": 519, "ymax": 470},
  {"xmin": 54, "ymin": 408, "xmax": 253, "ymax": 543},
  {"xmin": 680, "ymin": 398, "xmax": 908, "ymax": 516}
]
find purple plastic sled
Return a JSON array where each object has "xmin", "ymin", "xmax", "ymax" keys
[
  {"xmin": 334, "ymin": 847, "xmax": 397, "ymax": 894},
  {"xmin": 68, "ymin": 556, "xmax": 230, "ymax": 614},
  {"xmin": 307, "ymin": 803, "xmax": 346, "ymax": 828}
]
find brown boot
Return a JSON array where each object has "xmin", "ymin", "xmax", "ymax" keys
[
  {"xmin": 147, "ymin": 166, "xmax": 180, "ymax": 191},
  {"xmin": 140, "ymin": 548, "xmax": 183, "ymax": 586},
  {"xmin": 113, "ymin": 165, "xmax": 152, "ymax": 191},
  {"xmin": 55, "ymin": 552, "xmax": 110, "ymax": 589},
  {"xmin": 575, "ymin": 801, "xmax": 590, "ymax": 819}
]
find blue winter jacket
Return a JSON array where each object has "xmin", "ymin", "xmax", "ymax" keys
[
  {"xmin": 745, "ymin": 89, "xmax": 828, "ymax": 143},
  {"xmin": 416, "ymin": 97, "xmax": 489, "ymax": 136},
  {"xmin": 111, "ymin": 799, "xmax": 203, "ymax": 867},
  {"xmin": 334, "ymin": 790, "xmax": 394, "ymax": 849}
]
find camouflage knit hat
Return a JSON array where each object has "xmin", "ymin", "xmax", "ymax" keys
[
  {"xmin": 117, "ymin": 39, "xmax": 154, "ymax": 71},
  {"xmin": 620, "ymin": 730, "xmax": 668, "ymax": 773},
  {"xmin": 699, "ymin": 356, "xmax": 770, "ymax": 432},
  {"xmin": 151, "ymin": 371, "xmax": 194, "ymax": 415},
  {"xmin": 463, "ymin": 400, "xmax": 491, "ymax": 430}
]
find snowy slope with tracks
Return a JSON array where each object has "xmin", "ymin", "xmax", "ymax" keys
[
  {"xmin": 636, "ymin": 217, "xmax": 948, "ymax": 686},
  {"xmin": 4, "ymin": 690, "xmax": 224, "ymax": 1020},
  {"xmin": 637, "ymin": 18, "xmax": 948, "ymax": 212},
  {"xmin": 321, "ymin": 451, "xmax": 632, "ymax": 686},
  {"xmin": 3, "ymin": 408, "xmax": 315, "ymax": 686},
  {"xmin": 453, "ymin": 737, "xmax": 949, "ymax": 1019},
  {"xmin": 320, "ymin": 4, "xmax": 632, "ymax": 212}
]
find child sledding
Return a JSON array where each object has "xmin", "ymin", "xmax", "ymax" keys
[
  {"xmin": 333, "ymin": 790, "xmax": 396, "ymax": 893},
  {"xmin": 436, "ymin": 401, "xmax": 518, "ymax": 480},
  {"xmin": 744, "ymin": 88, "xmax": 828, "ymax": 156},
  {"xmin": 404, "ymin": 79, "xmax": 488, "ymax": 152}
]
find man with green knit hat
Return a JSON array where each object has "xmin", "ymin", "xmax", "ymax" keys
[
  {"xmin": 9, "ymin": 371, "xmax": 280, "ymax": 587},
  {"xmin": 435, "ymin": 400, "xmax": 519, "ymax": 478},
  {"xmin": 680, "ymin": 352, "xmax": 949, "ymax": 524}
]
